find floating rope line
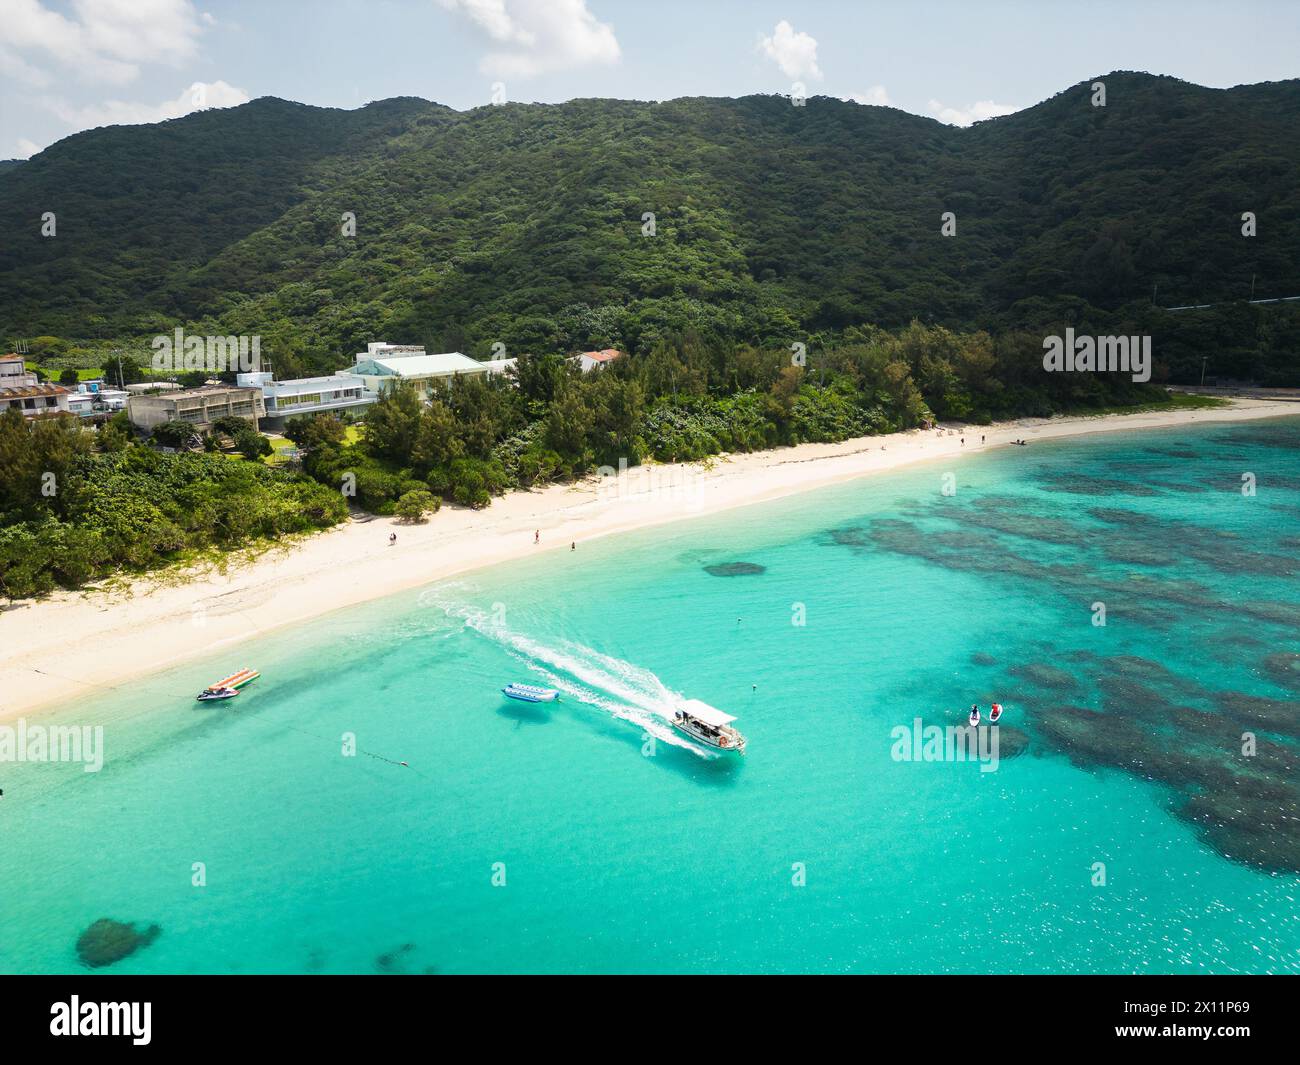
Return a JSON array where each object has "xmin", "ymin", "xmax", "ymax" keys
[{"xmin": 26, "ymin": 667, "xmax": 423, "ymax": 776}]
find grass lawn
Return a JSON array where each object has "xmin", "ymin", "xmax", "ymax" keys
[
  {"xmin": 28, "ymin": 364, "xmax": 106, "ymax": 382},
  {"xmin": 262, "ymin": 434, "xmax": 298, "ymax": 466}
]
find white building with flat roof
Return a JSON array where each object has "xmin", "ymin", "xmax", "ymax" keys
[
  {"xmin": 481, "ymin": 357, "xmax": 518, "ymax": 377},
  {"xmin": 346, "ymin": 344, "xmax": 491, "ymax": 399},
  {"xmin": 237, "ymin": 371, "xmax": 375, "ymax": 426},
  {"xmin": 67, "ymin": 383, "xmax": 128, "ymax": 419}
]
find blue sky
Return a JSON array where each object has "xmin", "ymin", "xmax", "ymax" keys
[{"xmin": 2, "ymin": 0, "xmax": 1298, "ymax": 158}]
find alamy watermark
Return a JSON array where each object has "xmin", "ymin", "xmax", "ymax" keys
[
  {"xmin": 50, "ymin": 997, "xmax": 150, "ymax": 1045},
  {"xmin": 151, "ymin": 328, "xmax": 261, "ymax": 373},
  {"xmin": 890, "ymin": 717, "xmax": 1000, "ymax": 773},
  {"xmin": 0, "ymin": 719, "xmax": 104, "ymax": 772},
  {"xmin": 596, "ymin": 456, "xmax": 706, "ymax": 507},
  {"xmin": 1042, "ymin": 327, "xmax": 1151, "ymax": 382}
]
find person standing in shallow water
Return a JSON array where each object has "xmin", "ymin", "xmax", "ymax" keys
[{"xmin": 534, "ymin": 530, "xmax": 539, "ymax": 545}]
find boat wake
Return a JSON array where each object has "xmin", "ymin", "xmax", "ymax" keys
[{"xmin": 421, "ymin": 589, "xmax": 714, "ymax": 758}]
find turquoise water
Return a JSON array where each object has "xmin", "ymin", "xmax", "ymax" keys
[{"xmin": 2, "ymin": 418, "xmax": 1299, "ymax": 974}]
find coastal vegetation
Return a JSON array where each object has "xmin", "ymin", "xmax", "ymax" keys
[
  {"xmin": 0, "ymin": 311, "xmax": 1209, "ymax": 600},
  {"xmin": 281, "ymin": 319, "xmax": 1188, "ymax": 515},
  {"xmin": 0, "ymin": 72, "xmax": 1287, "ymax": 597},
  {"xmin": 0, "ymin": 408, "xmax": 346, "ymax": 601}
]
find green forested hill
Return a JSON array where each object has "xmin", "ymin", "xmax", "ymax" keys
[{"xmin": 2, "ymin": 72, "xmax": 1297, "ymax": 383}]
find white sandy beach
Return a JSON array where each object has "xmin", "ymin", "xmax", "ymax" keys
[{"xmin": 1, "ymin": 397, "xmax": 1296, "ymax": 720}]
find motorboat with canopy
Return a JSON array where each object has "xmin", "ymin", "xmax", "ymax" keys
[{"xmin": 672, "ymin": 698, "xmax": 746, "ymax": 754}]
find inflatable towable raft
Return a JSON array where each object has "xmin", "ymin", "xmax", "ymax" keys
[
  {"xmin": 197, "ymin": 668, "xmax": 260, "ymax": 702},
  {"xmin": 501, "ymin": 682, "xmax": 559, "ymax": 703}
]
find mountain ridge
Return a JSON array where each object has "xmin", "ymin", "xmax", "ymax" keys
[{"xmin": 2, "ymin": 70, "xmax": 1297, "ymax": 384}]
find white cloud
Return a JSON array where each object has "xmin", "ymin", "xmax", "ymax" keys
[
  {"xmin": 436, "ymin": 0, "xmax": 619, "ymax": 79},
  {"xmin": 0, "ymin": 45, "xmax": 52, "ymax": 87},
  {"xmin": 16, "ymin": 136, "xmax": 41, "ymax": 158},
  {"xmin": 845, "ymin": 85, "xmax": 890, "ymax": 107},
  {"xmin": 927, "ymin": 98, "xmax": 1018, "ymax": 126},
  {"xmin": 44, "ymin": 79, "xmax": 249, "ymax": 130},
  {"xmin": 0, "ymin": 0, "xmax": 208, "ymax": 85},
  {"xmin": 758, "ymin": 20, "xmax": 822, "ymax": 82}
]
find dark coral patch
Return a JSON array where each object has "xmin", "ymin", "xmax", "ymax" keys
[
  {"xmin": 1216, "ymin": 692, "xmax": 1300, "ymax": 739},
  {"xmin": 1262, "ymin": 652, "xmax": 1300, "ymax": 693},
  {"xmin": 76, "ymin": 918, "xmax": 161, "ymax": 969},
  {"xmin": 1008, "ymin": 663, "xmax": 1078, "ymax": 692},
  {"xmin": 704, "ymin": 562, "xmax": 766, "ymax": 577},
  {"xmin": 994, "ymin": 725, "xmax": 1031, "ymax": 759},
  {"xmin": 375, "ymin": 942, "xmax": 417, "ymax": 973}
]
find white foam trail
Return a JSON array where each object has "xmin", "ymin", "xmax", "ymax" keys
[{"xmin": 424, "ymin": 589, "xmax": 713, "ymax": 757}]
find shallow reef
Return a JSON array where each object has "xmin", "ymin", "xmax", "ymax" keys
[
  {"xmin": 703, "ymin": 562, "xmax": 766, "ymax": 577},
  {"xmin": 1036, "ymin": 473, "xmax": 1159, "ymax": 497},
  {"xmin": 1219, "ymin": 424, "xmax": 1300, "ymax": 449},
  {"xmin": 375, "ymin": 942, "xmax": 417, "ymax": 973},
  {"xmin": 76, "ymin": 918, "xmax": 161, "ymax": 969},
  {"xmin": 1016, "ymin": 663, "xmax": 1300, "ymax": 873},
  {"xmin": 821, "ymin": 465, "xmax": 1300, "ymax": 872},
  {"xmin": 1216, "ymin": 691, "xmax": 1300, "ymax": 740},
  {"xmin": 1008, "ymin": 663, "xmax": 1079, "ymax": 692},
  {"xmin": 994, "ymin": 725, "xmax": 1031, "ymax": 759},
  {"xmin": 1262, "ymin": 652, "xmax": 1300, "ymax": 692}
]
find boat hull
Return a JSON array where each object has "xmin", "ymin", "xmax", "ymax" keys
[
  {"xmin": 196, "ymin": 668, "xmax": 258, "ymax": 702},
  {"xmin": 672, "ymin": 721, "xmax": 746, "ymax": 754}
]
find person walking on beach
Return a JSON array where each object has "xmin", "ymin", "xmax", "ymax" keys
[
  {"xmin": 534, "ymin": 530, "xmax": 539, "ymax": 545},
  {"xmin": 389, "ymin": 532, "xmax": 396, "ymax": 546}
]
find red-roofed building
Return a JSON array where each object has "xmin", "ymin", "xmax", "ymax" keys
[{"xmin": 577, "ymin": 348, "xmax": 623, "ymax": 373}]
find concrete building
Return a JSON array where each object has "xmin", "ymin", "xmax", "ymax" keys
[
  {"xmin": 127, "ymin": 386, "xmax": 266, "ymax": 432},
  {"xmin": 67, "ymin": 382, "xmax": 129, "ymax": 420},
  {"xmin": 345, "ymin": 342, "xmax": 491, "ymax": 399},
  {"xmin": 1, "ymin": 381, "xmax": 71, "ymax": 418},
  {"xmin": 123, "ymin": 381, "xmax": 183, "ymax": 394},
  {"xmin": 0, "ymin": 353, "xmax": 37, "ymax": 387},
  {"xmin": 76, "ymin": 380, "xmax": 128, "ymax": 408},
  {"xmin": 236, "ymin": 371, "xmax": 375, "ymax": 426}
]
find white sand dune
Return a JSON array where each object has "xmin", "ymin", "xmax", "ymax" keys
[{"xmin": 1, "ymin": 397, "xmax": 1295, "ymax": 720}]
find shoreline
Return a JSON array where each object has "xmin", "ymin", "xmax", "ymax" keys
[{"xmin": 2, "ymin": 397, "xmax": 1296, "ymax": 721}]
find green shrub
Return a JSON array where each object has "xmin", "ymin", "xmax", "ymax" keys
[{"xmin": 395, "ymin": 489, "xmax": 439, "ymax": 523}]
